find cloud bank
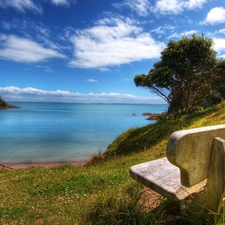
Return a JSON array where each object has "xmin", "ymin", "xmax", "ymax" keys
[{"xmin": 0, "ymin": 86, "xmax": 165, "ymax": 104}]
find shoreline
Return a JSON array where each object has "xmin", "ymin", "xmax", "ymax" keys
[{"xmin": 0, "ymin": 160, "xmax": 87, "ymax": 170}]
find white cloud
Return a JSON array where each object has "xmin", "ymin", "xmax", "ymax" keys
[
  {"xmin": 0, "ymin": 35, "xmax": 65, "ymax": 63},
  {"xmin": 52, "ymin": 0, "xmax": 68, "ymax": 5},
  {"xmin": 113, "ymin": 0, "xmax": 152, "ymax": 17},
  {"xmin": 36, "ymin": 65, "xmax": 53, "ymax": 73},
  {"xmin": 168, "ymin": 30, "xmax": 197, "ymax": 39},
  {"xmin": 1, "ymin": 18, "xmax": 65, "ymax": 53},
  {"xmin": 203, "ymin": 7, "xmax": 225, "ymax": 25},
  {"xmin": 1, "ymin": 19, "xmax": 52, "ymax": 42},
  {"xmin": 154, "ymin": 0, "xmax": 185, "ymax": 15},
  {"xmin": 2, "ymin": 21, "xmax": 11, "ymax": 30},
  {"xmin": 207, "ymin": 29, "xmax": 225, "ymax": 38},
  {"xmin": 185, "ymin": 0, "xmax": 207, "ymax": 9},
  {"xmin": 51, "ymin": 0, "xmax": 76, "ymax": 6},
  {"xmin": 69, "ymin": 17, "xmax": 165, "ymax": 69},
  {"xmin": 154, "ymin": 0, "xmax": 207, "ymax": 15},
  {"xmin": 0, "ymin": 0, "xmax": 76, "ymax": 14},
  {"xmin": 182, "ymin": 30, "xmax": 198, "ymax": 36},
  {"xmin": 213, "ymin": 38, "xmax": 225, "ymax": 58},
  {"xmin": 151, "ymin": 25, "xmax": 175, "ymax": 37},
  {"xmin": 0, "ymin": 34, "xmax": 7, "ymax": 41},
  {"xmin": 87, "ymin": 79, "xmax": 98, "ymax": 82},
  {"xmin": 0, "ymin": 86, "xmax": 165, "ymax": 104},
  {"xmin": 0, "ymin": 0, "xmax": 42, "ymax": 14},
  {"xmin": 216, "ymin": 29, "xmax": 225, "ymax": 35},
  {"xmin": 113, "ymin": 0, "xmax": 206, "ymax": 16},
  {"xmin": 218, "ymin": 54, "xmax": 225, "ymax": 59},
  {"xmin": 99, "ymin": 68, "xmax": 109, "ymax": 72}
]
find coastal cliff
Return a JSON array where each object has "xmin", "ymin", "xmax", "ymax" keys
[{"xmin": 0, "ymin": 97, "xmax": 19, "ymax": 110}]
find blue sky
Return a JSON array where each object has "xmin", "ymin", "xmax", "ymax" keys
[{"xmin": 0, "ymin": 0, "xmax": 225, "ymax": 104}]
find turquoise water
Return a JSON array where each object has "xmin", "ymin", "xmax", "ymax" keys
[{"xmin": 0, "ymin": 103, "xmax": 168, "ymax": 163}]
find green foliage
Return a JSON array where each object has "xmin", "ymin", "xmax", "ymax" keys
[
  {"xmin": 0, "ymin": 98, "xmax": 9, "ymax": 107},
  {"xmin": 134, "ymin": 34, "xmax": 225, "ymax": 115},
  {"xmin": 201, "ymin": 91, "xmax": 223, "ymax": 108}
]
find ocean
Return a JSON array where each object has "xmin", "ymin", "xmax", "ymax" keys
[{"xmin": 0, "ymin": 102, "xmax": 168, "ymax": 163}]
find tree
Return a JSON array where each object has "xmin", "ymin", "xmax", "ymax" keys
[{"xmin": 134, "ymin": 34, "xmax": 225, "ymax": 115}]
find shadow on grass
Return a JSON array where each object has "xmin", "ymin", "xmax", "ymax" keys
[{"xmin": 81, "ymin": 182, "xmax": 218, "ymax": 225}]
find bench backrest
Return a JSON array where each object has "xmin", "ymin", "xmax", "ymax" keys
[{"xmin": 166, "ymin": 124, "xmax": 225, "ymax": 187}]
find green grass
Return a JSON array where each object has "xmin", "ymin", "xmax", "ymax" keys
[{"xmin": 1, "ymin": 102, "xmax": 225, "ymax": 224}]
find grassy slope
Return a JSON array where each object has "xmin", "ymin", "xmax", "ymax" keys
[{"xmin": 1, "ymin": 102, "xmax": 225, "ymax": 224}]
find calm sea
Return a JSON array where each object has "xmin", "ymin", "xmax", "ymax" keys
[{"xmin": 0, "ymin": 103, "xmax": 168, "ymax": 163}]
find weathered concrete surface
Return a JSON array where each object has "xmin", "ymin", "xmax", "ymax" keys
[
  {"xmin": 130, "ymin": 157, "xmax": 206, "ymax": 201},
  {"xmin": 194, "ymin": 137, "xmax": 225, "ymax": 213},
  {"xmin": 130, "ymin": 158, "xmax": 180, "ymax": 200},
  {"xmin": 166, "ymin": 124, "xmax": 225, "ymax": 187}
]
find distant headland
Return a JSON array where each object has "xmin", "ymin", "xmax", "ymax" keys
[{"xmin": 0, "ymin": 97, "xmax": 20, "ymax": 110}]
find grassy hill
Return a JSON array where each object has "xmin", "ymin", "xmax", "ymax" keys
[{"xmin": 1, "ymin": 102, "xmax": 225, "ymax": 224}]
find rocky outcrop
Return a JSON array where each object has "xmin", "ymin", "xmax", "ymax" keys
[
  {"xmin": 0, "ymin": 98, "xmax": 19, "ymax": 110},
  {"xmin": 143, "ymin": 112, "xmax": 166, "ymax": 120}
]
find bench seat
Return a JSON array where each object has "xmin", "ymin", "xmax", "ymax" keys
[{"xmin": 130, "ymin": 157, "xmax": 207, "ymax": 201}]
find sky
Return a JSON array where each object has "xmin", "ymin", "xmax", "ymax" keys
[{"xmin": 0, "ymin": 0, "xmax": 225, "ymax": 104}]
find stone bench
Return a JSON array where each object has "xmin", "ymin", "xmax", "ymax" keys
[{"xmin": 130, "ymin": 124, "xmax": 225, "ymax": 215}]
